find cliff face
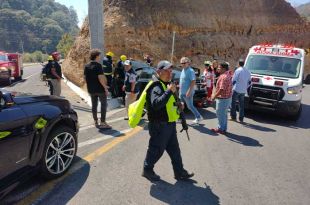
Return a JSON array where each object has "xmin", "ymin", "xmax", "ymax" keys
[{"xmin": 63, "ymin": 0, "xmax": 310, "ymax": 86}]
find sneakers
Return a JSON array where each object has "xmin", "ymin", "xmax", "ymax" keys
[
  {"xmin": 142, "ymin": 169, "xmax": 160, "ymax": 181},
  {"xmin": 175, "ymin": 170, "xmax": 194, "ymax": 180},
  {"xmin": 98, "ymin": 122, "xmax": 112, "ymax": 129},
  {"xmin": 211, "ymin": 128, "xmax": 226, "ymax": 135},
  {"xmin": 229, "ymin": 117, "xmax": 237, "ymax": 121},
  {"xmin": 192, "ymin": 116, "xmax": 203, "ymax": 124}
]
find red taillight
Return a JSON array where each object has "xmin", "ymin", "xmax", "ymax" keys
[
  {"xmin": 274, "ymin": 81, "xmax": 284, "ymax": 86},
  {"xmin": 251, "ymin": 77, "xmax": 260, "ymax": 83}
]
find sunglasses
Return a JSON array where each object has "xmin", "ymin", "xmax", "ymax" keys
[{"xmin": 181, "ymin": 62, "xmax": 188, "ymax": 65}]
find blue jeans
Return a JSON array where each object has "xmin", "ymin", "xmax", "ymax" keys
[
  {"xmin": 216, "ymin": 98, "xmax": 232, "ymax": 131},
  {"xmin": 180, "ymin": 94, "xmax": 201, "ymax": 119},
  {"xmin": 230, "ymin": 91, "xmax": 245, "ymax": 121}
]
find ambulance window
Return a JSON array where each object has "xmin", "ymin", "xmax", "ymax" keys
[{"xmin": 246, "ymin": 55, "xmax": 301, "ymax": 79}]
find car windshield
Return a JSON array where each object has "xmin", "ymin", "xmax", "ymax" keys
[
  {"xmin": 245, "ymin": 55, "xmax": 301, "ymax": 79},
  {"xmin": 172, "ymin": 69, "xmax": 181, "ymax": 81},
  {"xmin": 0, "ymin": 54, "xmax": 8, "ymax": 61}
]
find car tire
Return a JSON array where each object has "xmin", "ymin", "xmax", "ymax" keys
[
  {"xmin": 40, "ymin": 126, "xmax": 77, "ymax": 179},
  {"xmin": 5, "ymin": 77, "xmax": 11, "ymax": 86},
  {"xmin": 15, "ymin": 75, "xmax": 22, "ymax": 81},
  {"xmin": 288, "ymin": 105, "xmax": 302, "ymax": 121}
]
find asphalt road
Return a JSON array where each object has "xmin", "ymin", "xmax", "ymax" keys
[{"xmin": 2, "ymin": 65, "xmax": 310, "ymax": 205}]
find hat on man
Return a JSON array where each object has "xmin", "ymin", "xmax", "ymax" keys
[
  {"xmin": 157, "ymin": 60, "xmax": 173, "ymax": 70},
  {"xmin": 124, "ymin": 60, "xmax": 132, "ymax": 66}
]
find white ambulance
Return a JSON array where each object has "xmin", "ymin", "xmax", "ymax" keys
[{"xmin": 244, "ymin": 44, "xmax": 309, "ymax": 120}]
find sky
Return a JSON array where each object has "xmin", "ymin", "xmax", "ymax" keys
[{"xmin": 55, "ymin": 0, "xmax": 310, "ymax": 27}]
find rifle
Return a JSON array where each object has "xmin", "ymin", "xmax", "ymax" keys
[{"xmin": 171, "ymin": 82, "xmax": 190, "ymax": 141}]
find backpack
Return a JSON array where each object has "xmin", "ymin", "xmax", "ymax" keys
[{"xmin": 128, "ymin": 81, "xmax": 153, "ymax": 128}]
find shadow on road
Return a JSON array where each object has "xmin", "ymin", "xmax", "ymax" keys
[
  {"xmin": 184, "ymin": 108, "xmax": 217, "ymax": 120},
  {"xmin": 2, "ymin": 157, "xmax": 90, "ymax": 205},
  {"xmin": 225, "ymin": 132, "xmax": 263, "ymax": 147},
  {"xmin": 245, "ymin": 103, "xmax": 310, "ymax": 130},
  {"xmin": 39, "ymin": 158, "xmax": 90, "ymax": 205},
  {"xmin": 189, "ymin": 124, "xmax": 218, "ymax": 136},
  {"xmin": 242, "ymin": 122, "xmax": 276, "ymax": 132},
  {"xmin": 150, "ymin": 180, "xmax": 220, "ymax": 205},
  {"xmin": 0, "ymin": 79, "xmax": 27, "ymax": 88}
]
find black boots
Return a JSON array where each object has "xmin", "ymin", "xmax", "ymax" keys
[
  {"xmin": 142, "ymin": 169, "xmax": 160, "ymax": 181},
  {"xmin": 174, "ymin": 170, "xmax": 194, "ymax": 180}
]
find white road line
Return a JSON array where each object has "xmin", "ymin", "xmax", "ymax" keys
[
  {"xmin": 78, "ymin": 128, "xmax": 132, "ymax": 148},
  {"xmin": 79, "ymin": 116, "xmax": 125, "ymax": 131}
]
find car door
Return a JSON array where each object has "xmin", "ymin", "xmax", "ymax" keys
[{"xmin": 0, "ymin": 94, "xmax": 31, "ymax": 180}]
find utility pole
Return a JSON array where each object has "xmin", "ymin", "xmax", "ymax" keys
[
  {"xmin": 88, "ymin": 0, "xmax": 104, "ymax": 61},
  {"xmin": 171, "ymin": 31, "xmax": 176, "ymax": 64}
]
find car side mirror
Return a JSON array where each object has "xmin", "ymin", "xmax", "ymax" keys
[{"xmin": 304, "ymin": 74, "xmax": 310, "ymax": 85}]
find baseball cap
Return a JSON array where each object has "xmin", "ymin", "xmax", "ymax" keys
[
  {"xmin": 157, "ymin": 60, "xmax": 173, "ymax": 70},
  {"xmin": 124, "ymin": 60, "xmax": 131, "ymax": 66}
]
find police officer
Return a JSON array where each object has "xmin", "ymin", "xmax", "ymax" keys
[
  {"xmin": 102, "ymin": 51, "xmax": 114, "ymax": 93},
  {"xmin": 142, "ymin": 60, "xmax": 194, "ymax": 181},
  {"xmin": 46, "ymin": 52, "xmax": 62, "ymax": 96}
]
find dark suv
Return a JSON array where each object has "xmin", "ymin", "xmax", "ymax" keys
[{"xmin": 0, "ymin": 90, "xmax": 78, "ymax": 199}]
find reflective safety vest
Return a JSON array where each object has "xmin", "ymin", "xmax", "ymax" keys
[
  {"xmin": 159, "ymin": 81, "xmax": 179, "ymax": 123},
  {"xmin": 128, "ymin": 81, "xmax": 179, "ymax": 128}
]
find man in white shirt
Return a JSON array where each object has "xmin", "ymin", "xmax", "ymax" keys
[{"xmin": 230, "ymin": 59, "xmax": 251, "ymax": 123}]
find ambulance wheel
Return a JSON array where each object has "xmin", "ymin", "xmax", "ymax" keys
[{"xmin": 289, "ymin": 105, "xmax": 302, "ymax": 121}]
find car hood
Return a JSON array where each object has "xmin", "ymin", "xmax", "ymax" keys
[
  {"xmin": 0, "ymin": 62, "xmax": 10, "ymax": 67},
  {"xmin": 12, "ymin": 93, "xmax": 67, "ymax": 105}
]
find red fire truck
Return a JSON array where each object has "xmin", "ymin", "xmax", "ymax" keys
[{"xmin": 0, "ymin": 51, "xmax": 23, "ymax": 85}]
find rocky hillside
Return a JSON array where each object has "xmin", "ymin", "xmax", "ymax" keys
[
  {"xmin": 63, "ymin": 0, "xmax": 310, "ymax": 87},
  {"xmin": 296, "ymin": 2, "xmax": 310, "ymax": 21}
]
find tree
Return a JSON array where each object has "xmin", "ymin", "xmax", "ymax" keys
[
  {"xmin": 0, "ymin": 0, "xmax": 79, "ymax": 53},
  {"xmin": 56, "ymin": 33, "xmax": 74, "ymax": 58}
]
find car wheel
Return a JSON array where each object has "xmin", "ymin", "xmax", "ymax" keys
[
  {"xmin": 15, "ymin": 75, "xmax": 22, "ymax": 81},
  {"xmin": 5, "ymin": 77, "xmax": 11, "ymax": 86},
  {"xmin": 40, "ymin": 126, "xmax": 77, "ymax": 179}
]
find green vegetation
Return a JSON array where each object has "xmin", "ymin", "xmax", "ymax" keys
[
  {"xmin": 0, "ymin": 0, "xmax": 79, "ymax": 54},
  {"xmin": 23, "ymin": 51, "xmax": 48, "ymax": 63},
  {"xmin": 57, "ymin": 33, "xmax": 74, "ymax": 58}
]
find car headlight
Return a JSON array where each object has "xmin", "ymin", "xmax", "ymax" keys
[{"xmin": 287, "ymin": 85, "xmax": 302, "ymax": 94}]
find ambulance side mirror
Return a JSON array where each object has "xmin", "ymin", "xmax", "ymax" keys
[{"xmin": 304, "ymin": 74, "xmax": 310, "ymax": 85}]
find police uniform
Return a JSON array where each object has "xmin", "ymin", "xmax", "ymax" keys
[{"xmin": 142, "ymin": 60, "xmax": 194, "ymax": 181}]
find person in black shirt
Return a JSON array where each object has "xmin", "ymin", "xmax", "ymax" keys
[
  {"xmin": 49, "ymin": 52, "xmax": 62, "ymax": 96},
  {"xmin": 142, "ymin": 60, "xmax": 194, "ymax": 181},
  {"xmin": 113, "ymin": 55, "xmax": 126, "ymax": 103},
  {"xmin": 84, "ymin": 49, "xmax": 112, "ymax": 129}
]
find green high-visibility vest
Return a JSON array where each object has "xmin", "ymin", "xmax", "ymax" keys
[
  {"xmin": 159, "ymin": 81, "xmax": 179, "ymax": 122},
  {"xmin": 128, "ymin": 80, "xmax": 179, "ymax": 128}
]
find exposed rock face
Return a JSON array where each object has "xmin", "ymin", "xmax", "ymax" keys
[{"xmin": 63, "ymin": 0, "xmax": 310, "ymax": 87}]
